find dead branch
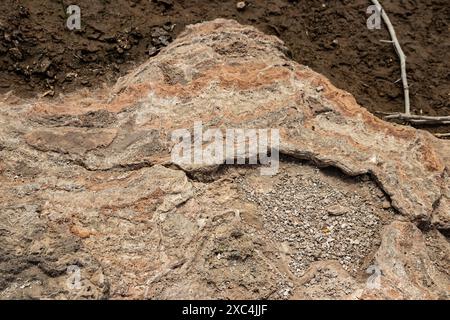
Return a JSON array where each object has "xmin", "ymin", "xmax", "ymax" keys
[
  {"xmin": 382, "ymin": 113, "xmax": 450, "ymax": 125},
  {"xmin": 371, "ymin": 0, "xmax": 410, "ymax": 115},
  {"xmin": 434, "ymin": 133, "xmax": 450, "ymax": 138}
]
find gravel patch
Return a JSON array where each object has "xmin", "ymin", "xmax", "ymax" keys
[{"xmin": 239, "ymin": 163, "xmax": 394, "ymax": 276}]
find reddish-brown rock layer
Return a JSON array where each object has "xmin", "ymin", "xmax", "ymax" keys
[{"xmin": 0, "ymin": 19, "xmax": 448, "ymax": 299}]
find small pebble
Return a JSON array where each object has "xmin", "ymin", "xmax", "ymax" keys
[{"xmin": 236, "ymin": 1, "xmax": 246, "ymax": 11}]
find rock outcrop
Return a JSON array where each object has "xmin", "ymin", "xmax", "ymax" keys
[{"xmin": 0, "ymin": 19, "xmax": 448, "ymax": 299}]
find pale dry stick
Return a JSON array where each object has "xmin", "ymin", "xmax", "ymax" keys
[
  {"xmin": 407, "ymin": 120, "xmax": 450, "ymax": 125},
  {"xmin": 384, "ymin": 114, "xmax": 450, "ymax": 121},
  {"xmin": 373, "ymin": 2, "xmax": 449, "ymax": 125},
  {"xmin": 434, "ymin": 133, "xmax": 450, "ymax": 138},
  {"xmin": 412, "ymin": 121, "xmax": 450, "ymax": 125},
  {"xmin": 376, "ymin": 111, "xmax": 450, "ymax": 125},
  {"xmin": 371, "ymin": 0, "xmax": 410, "ymax": 115},
  {"xmin": 384, "ymin": 113, "xmax": 450, "ymax": 123}
]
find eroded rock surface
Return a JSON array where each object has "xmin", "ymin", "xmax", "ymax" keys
[{"xmin": 0, "ymin": 19, "xmax": 448, "ymax": 299}]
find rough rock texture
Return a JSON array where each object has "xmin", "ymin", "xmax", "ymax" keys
[{"xmin": 0, "ymin": 19, "xmax": 449, "ymax": 300}]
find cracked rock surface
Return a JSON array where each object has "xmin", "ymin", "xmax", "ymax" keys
[{"xmin": 0, "ymin": 19, "xmax": 449, "ymax": 299}]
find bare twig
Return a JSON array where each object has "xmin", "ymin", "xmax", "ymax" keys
[
  {"xmin": 375, "ymin": 111, "xmax": 450, "ymax": 125},
  {"xmin": 371, "ymin": 4, "xmax": 449, "ymax": 128},
  {"xmin": 434, "ymin": 133, "xmax": 450, "ymax": 138},
  {"xmin": 384, "ymin": 114, "xmax": 450, "ymax": 121},
  {"xmin": 381, "ymin": 113, "xmax": 450, "ymax": 125},
  {"xmin": 371, "ymin": 0, "xmax": 410, "ymax": 115}
]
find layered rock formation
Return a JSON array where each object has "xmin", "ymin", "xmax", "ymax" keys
[{"xmin": 0, "ymin": 19, "xmax": 448, "ymax": 299}]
